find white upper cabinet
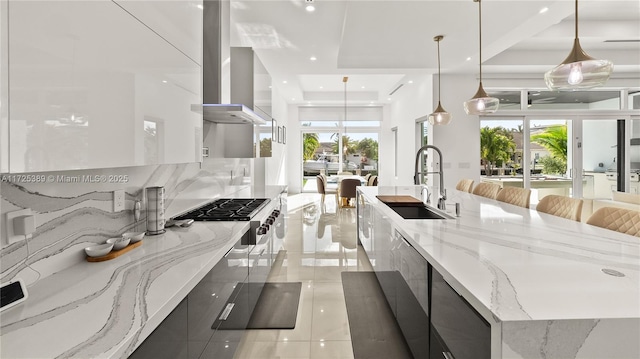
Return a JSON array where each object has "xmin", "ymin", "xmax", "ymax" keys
[
  {"xmin": 6, "ymin": 0, "xmax": 202, "ymax": 173},
  {"xmin": 113, "ymin": 0, "xmax": 203, "ymax": 65}
]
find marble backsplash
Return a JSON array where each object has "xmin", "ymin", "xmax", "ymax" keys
[{"xmin": 0, "ymin": 158, "xmax": 253, "ymax": 286}]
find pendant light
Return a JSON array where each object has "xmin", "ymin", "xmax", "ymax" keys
[
  {"xmin": 463, "ymin": 0, "xmax": 499, "ymax": 115},
  {"xmin": 428, "ymin": 35, "xmax": 452, "ymax": 125},
  {"xmin": 544, "ymin": 0, "xmax": 613, "ymax": 90}
]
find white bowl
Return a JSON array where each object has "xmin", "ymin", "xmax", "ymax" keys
[
  {"xmin": 106, "ymin": 237, "xmax": 131, "ymax": 250},
  {"xmin": 122, "ymin": 231, "xmax": 145, "ymax": 243},
  {"xmin": 85, "ymin": 243, "xmax": 114, "ymax": 257}
]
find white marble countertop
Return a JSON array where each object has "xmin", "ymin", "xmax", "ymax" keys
[
  {"xmin": 0, "ymin": 185, "xmax": 286, "ymax": 359},
  {"xmin": 359, "ymin": 186, "xmax": 640, "ymax": 323}
]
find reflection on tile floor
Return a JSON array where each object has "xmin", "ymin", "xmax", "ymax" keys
[{"xmin": 234, "ymin": 194, "xmax": 372, "ymax": 359}]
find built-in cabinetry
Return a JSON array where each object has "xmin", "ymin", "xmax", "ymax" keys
[
  {"xmin": 130, "ymin": 235, "xmax": 252, "ymax": 359},
  {"xmin": 131, "ymin": 199, "xmax": 285, "ymax": 359},
  {"xmin": 358, "ymin": 195, "xmax": 490, "ymax": 359},
  {"xmin": 3, "ymin": 0, "xmax": 202, "ymax": 173}
]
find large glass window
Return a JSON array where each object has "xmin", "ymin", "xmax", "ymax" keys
[
  {"xmin": 529, "ymin": 119, "xmax": 572, "ymax": 203},
  {"xmin": 582, "ymin": 119, "xmax": 618, "ymax": 200},
  {"xmin": 527, "ymin": 90, "xmax": 621, "ymax": 110},
  {"xmin": 299, "ymin": 107, "xmax": 381, "ymax": 192}
]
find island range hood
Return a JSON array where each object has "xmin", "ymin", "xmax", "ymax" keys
[{"xmin": 192, "ymin": 104, "xmax": 267, "ymax": 125}]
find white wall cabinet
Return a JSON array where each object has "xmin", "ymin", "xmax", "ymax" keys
[{"xmin": 6, "ymin": 0, "xmax": 202, "ymax": 173}]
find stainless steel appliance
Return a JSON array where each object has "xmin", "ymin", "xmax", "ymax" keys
[{"xmin": 173, "ymin": 198, "xmax": 270, "ymax": 222}]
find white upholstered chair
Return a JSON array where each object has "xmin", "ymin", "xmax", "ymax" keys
[
  {"xmin": 536, "ymin": 195, "xmax": 584, "ymax": 222},
  {"xmin": 586, "ymin": 207, "xmax": 640, "ymax": 237},
  {"xmin": 472, "ymin": 182, "xmax": 502, "ymax": 199},
  {"xmin": 496, "ymin": 187, "xmax": 531, "ymax": 209},
  {"xmin": 455, "ymin": 179, "xmax": 474, "ymax": 193}
]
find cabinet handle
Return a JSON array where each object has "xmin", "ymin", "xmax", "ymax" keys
[
  {"xmin": 223, "ymin": 247, "xmax": 234, "ymax": 258},
  {"xmin": 400, "ymin": 236, "xmax": 413, "ymax": 248},
  {"xmin": 442, "ymin": 352, "xmax": 454, "ymax": 359},
  {"xmin": 219, "ymin": 303, "xmax": 235, "ymax": 321}
]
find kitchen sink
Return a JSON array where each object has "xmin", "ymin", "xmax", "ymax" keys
[{"xmin": 386, "ymin": 204, "xmax": 453, "ymax": 220}]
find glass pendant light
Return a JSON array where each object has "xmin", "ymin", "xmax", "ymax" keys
[
  {"xmin": 463, "ymin": 0, "xmax": 499, "ymax": 115},
  {"xmin": 544, "ymin": 0, "xmax": 613, "ymax": 90},
  {"xmin": 428, "ymin": 35, "xmax": 452, "ymax": 125}
]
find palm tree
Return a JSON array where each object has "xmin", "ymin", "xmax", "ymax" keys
[
  {"xmin": 331, "ymin": 134, "xmax": 357, "ymax": 159},
  {"xmin": 480, "ymin": 126, "xmax": 516, "ymax": 176},
  {"xmin": 303, "ymin": 132, "xmax": 320, "ymax": 161},
  {"xmin": 356, "ymin": 138, "xmax": 378, "ymax": 161},
  {"xmin": 531, "ymin": 125, "xmax": 567, "ymax": 161}
]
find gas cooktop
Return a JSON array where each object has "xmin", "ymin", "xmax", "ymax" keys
[{"xmin": 174, "ymin": 198, "xmax": 270, "ymax": 221}]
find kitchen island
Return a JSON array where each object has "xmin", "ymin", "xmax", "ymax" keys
[
  {"xmin": 357, "ymin": 186, "xmax": 639, "ymax": 359},
  {"xmin": 0, "ymin": 185, "xmax": 286, "ymax": 359}
]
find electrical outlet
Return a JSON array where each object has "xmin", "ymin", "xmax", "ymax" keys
[
  {"xmin": 6, "ymin": 209, "xmax": 33, "ymax": 244},
  {"xmin": 113, "ymin": 190, "xmax": 125, "ymax": 212}
]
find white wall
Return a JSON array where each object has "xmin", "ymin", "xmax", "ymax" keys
[
  {"xmin": 286, "ymin": 104, "xmax": 302, "ymax": 194},
  {"xmin": 381, "ymin": 75, "xmax": 432, "ymax": 187},
  {"xmin": 430, "ymin": 74, "xmax": 483, "ymax": 190},
  {"xmin": 380, "ymin": 73, "xmax": 482, "ymax": 191},
  {"xmin": 266, "ymin": 86, "xmax": 288, "ymax": 186}
]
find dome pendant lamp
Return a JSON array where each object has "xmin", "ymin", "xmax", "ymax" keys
[
  {"xmin": 544, "ymin": 0, "xmax": 613, "ymax": 90},
  {"xmin": 428, "ymin": 35, "xmax": 452, "ymax": 125},
  {"xmin": 463, "ymin": 0, "xmax": 499, "ymax": 115}
]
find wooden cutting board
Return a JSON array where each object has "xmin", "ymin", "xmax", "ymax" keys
[
  {"xmin": 376, "ymin": 195, "xmax": 424, "ymax": 206},
  {"xmin": 86, "ymin": 240, "xmax": 142, "ymax": 262}
]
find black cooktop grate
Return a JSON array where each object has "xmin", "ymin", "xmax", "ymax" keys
[{"xmin": 174, "ymin": 198, "xmax": 270, "ymax": 221}]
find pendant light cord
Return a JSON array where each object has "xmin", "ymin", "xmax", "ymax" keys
[
  {"xmin": 574, "ymin": 0, "xmax": 579, "ymax": 40},
  {"xmin": 437, "ymin": 38, "xmax": 442, "ymax": 102},
  {"xmin": 478, "ymin": 0, "xmax": 483, "ymax": 83}
]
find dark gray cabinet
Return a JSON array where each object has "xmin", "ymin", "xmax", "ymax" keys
[
  {"xmin": 130, "ymin": 230, "xmax": 263, "ymax": 359},
  {"xmin": 357, "ymin": 199, "xmax": 492, "ymax": 359},
  {"xmin": 430, "ymin": 267, "xmax": 491, "ymax": 359}
]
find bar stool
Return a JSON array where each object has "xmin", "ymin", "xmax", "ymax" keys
[
  {"xmin": 536, "ymin": 195, "xmax": 584, "ymax": 222},
  {"xmin": 496, "ymin": 187, "xmax": 531, "ymax": 208},
  {"xmin": 587, "ymin": 207, "xmax": 640, "ymax": 237}
]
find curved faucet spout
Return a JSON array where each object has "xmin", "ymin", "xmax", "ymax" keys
[{"xmin": 414, "ymin": 145, "xmax": 446, "ymax": 209}]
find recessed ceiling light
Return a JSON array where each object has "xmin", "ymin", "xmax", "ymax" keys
[
  {"xmin": 283, "ymin": 80, "xmax": 287, "ymax": 84},
  {"xmin": 361, "ymin": 86, "xmax": 365, "ymax": 89},
  {"xmin": 196, "ymin": 4, "xmax": 203, "ymax": 10},
  {"xmin": 387, "ymin": 97, "xmax": 392, "ymax": 101},
  {"xmin": 268, "ymin": 85, "xmax": 272, "ymax": 89},
  {"xmin": 291, "ymin": 97, "xmax": 296, "ymax": 101},
  {"xmin": 310, "ymin": 56, "xmax": 317, "ymax": 61},
  {"xmin": 162, "ymin": 80, "xmax": 168, "ymax": 83},
  {"xmin": 466, "ymin": 57, "xmax": 472, "ymax": 61},
  {"xmin": 539, "ymin": 7, "xmax": 548, "ymax": 14},
  {"xmin": 305, "ymin": 5, "xmax": 315, "ymax": 12},
  {"xmin": 408, "ymin": 80, "xmax": 413, "ymax": 84},
  {"xmin": 319, "ymin": 86, "xmax": 323, "ymax": 89}
]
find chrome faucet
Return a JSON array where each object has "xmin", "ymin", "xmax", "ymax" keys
[
  {"xmin": 414, "ymin": 145, "xmax": 446, "ymax": 210},
  {"xmin": 420, "ymin": 185, "xmax": 431, "ymax": 205}
]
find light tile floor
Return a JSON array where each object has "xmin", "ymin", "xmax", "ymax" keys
[{"xmin": 234, "ymin": 193, "xmax": 373, "ymax": 359}]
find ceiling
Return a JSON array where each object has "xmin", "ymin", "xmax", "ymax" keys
[{"xmin": 230, "ymin": 0, "xmax": 640, "ymax": 106}]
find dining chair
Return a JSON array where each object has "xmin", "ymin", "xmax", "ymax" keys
[
  {"xmin": 339, "ymin": 178, "xmax": 361, "ymax": 208},
  {"xmin": 455, "ymin": 179, "xmax": 474, "ymax": 193},
  {"xmin": 367, "ymin": 175, "xmax": 378, "ymax": 186},
  {"xmin": 364, "ymin": 173, "xmax": 372, "ymax": 184},
  {"xmin": 586, "ymin": 207, "xmax": 640, "ymax": 237},
  {"xmin": 471, "ymin": 182, "xmax": 502, "ymax": 199},
  {"xmin": 317, "ymin": 175, "xmax": 337, "ymax": 205},
  {"xmin": 496, "ymin": 187, "xmax": 531, "ymax": 208},
  {"xmin": 536, "ymin": 195, "xmax": 584, "ymax": 222}
]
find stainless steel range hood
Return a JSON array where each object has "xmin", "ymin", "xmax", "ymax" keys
[{"xmin": 193, "ymin": 104, "xmax": 267, "ymax": 125}]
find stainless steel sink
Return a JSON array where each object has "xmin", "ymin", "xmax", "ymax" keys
[{"xmin": 386, "ymin": 204, "xmax": 453, "ymax": 220}]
